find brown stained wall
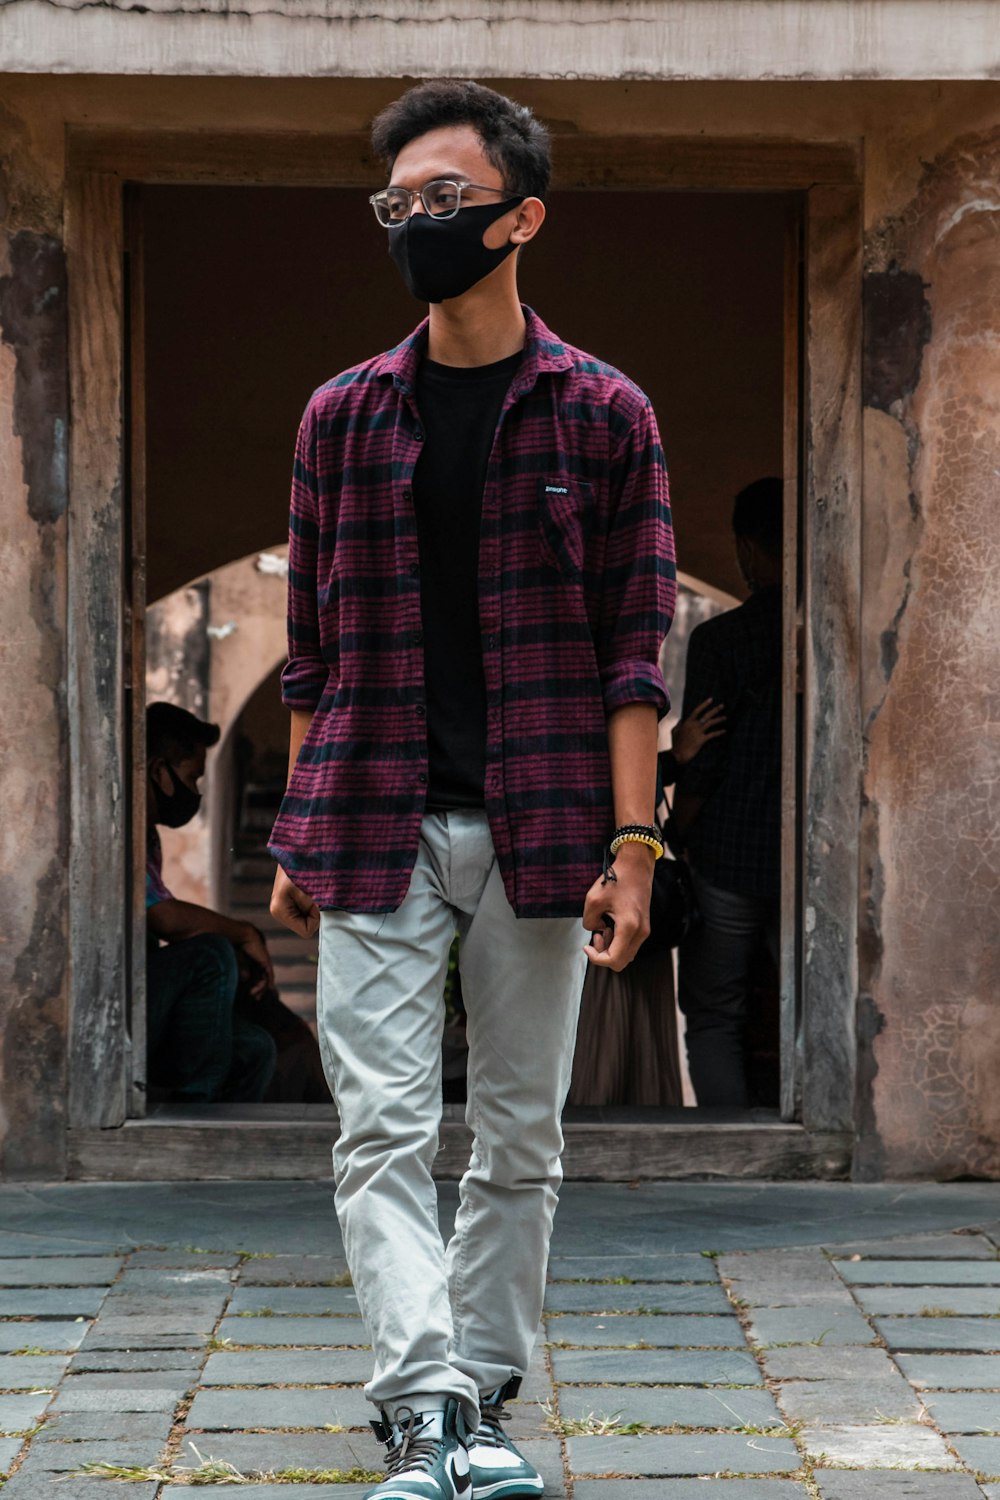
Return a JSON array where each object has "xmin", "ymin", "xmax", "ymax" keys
[
  {"xmin": 1, "ymin": 72, "xmax": 1000, "ymax": 1176},
  {"xmin": 0, "ymin": 111, "xmax": 69, "ymax": 1177},
  {"xmin": 857, "ymin": 132, "xmax": 1000, "ymax": 1179}
]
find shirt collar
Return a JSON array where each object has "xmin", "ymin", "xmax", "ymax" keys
[{"xmin": 373, "ymin": 305, "xmax": 574, "ymax": 394}]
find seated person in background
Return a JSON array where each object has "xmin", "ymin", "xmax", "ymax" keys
[
  {"xmin": 145, "ymin": 701, "xmax": 276, "ymax": 1103},
  {"xmin": 673, "ymin": 477, "xmax": 783, "ymax": 1108}
]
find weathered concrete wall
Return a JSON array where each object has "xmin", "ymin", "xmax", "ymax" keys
[
  {"xmin": 3, "ymin": 0, "xmax": 1000, "ymax": 81},
  {"xmin": 0, "ymin": 106, "xmax": 69, "ymax": 1178},
  {"xmin": 1, "ymin": 70, "xmax": 999, "ymax": 1176},
  {"xmin": 857, "ymin": 129, "xmax": 1000, "ymax": 1179}
]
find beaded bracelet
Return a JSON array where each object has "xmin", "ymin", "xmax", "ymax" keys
[{"xmin": 611, "ymin": 828, "xmax": 665, "ymax": 864}]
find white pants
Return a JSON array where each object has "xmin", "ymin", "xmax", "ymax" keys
[{"xmin": 316, "ymin": 811, "xmax": 586, "ymax": 1428}]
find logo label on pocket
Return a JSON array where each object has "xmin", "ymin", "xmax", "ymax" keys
[{"xmin": 544, "ymin": 484, "xmax": 569, "ymax": 495}]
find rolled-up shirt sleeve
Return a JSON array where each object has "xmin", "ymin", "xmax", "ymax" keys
[
  {"xmin": 596, "ymin": 394, "xmax": 677, "ymax": 717},
  {"xmin": 280, "ymin": 398, "xmax": 327, "ymax": 712}
]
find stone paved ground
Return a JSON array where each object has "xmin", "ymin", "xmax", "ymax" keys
[{"xmin": 3, "ymin": 1183, "xmax": 1000, "ymax": 1496}]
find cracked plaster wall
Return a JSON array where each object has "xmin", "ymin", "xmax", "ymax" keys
[
  {"xmin": 0, "ymin": 108, "xmax": 69, "ymax": 1178},
  {"xmin": 858, "ymin": 129, "xmax": 1000, "ymax": 1179},
  {"xmin": 1, "ymin": 72, "xmax": 1000, "ymax": 1176}
]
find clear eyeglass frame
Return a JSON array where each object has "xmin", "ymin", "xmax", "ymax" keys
[{"xmin": 369, "ymin": 178, "xmax": 515, "ymax": 227}]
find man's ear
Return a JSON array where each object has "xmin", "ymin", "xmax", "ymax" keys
[
  {"xmin": 149, "ymin": 757, "xmax": 172, "ymax": 795},
  {"xmin": 509, "ymin": 196, "xmax": 545, "ymax": 247}
]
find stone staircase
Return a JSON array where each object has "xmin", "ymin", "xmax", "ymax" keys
[{"xmin": 227, "ymin": 782, "xmax": 319, "ymax": 1034}]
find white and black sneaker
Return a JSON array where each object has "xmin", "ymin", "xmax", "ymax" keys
[
  {"xmin": 365, "ymin": 1398, "xmax": 473, "ymax": 1500},
  {"xmin": 467, "ymin": 1377, "xmax": 544, "ymax": 1499}
]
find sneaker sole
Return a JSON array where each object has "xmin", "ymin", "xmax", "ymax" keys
[{"xmin": 472, "ymin": 1481, "xmax": 545, "ymax": 1499}]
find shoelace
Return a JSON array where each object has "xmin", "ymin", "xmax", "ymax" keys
[
  {"xmin": 385, "ymin": 1407, "xmax": 443, "ymax": 1474},
  {"xmin": 473, "ymin": 1398, "xmax": 510, "ymax": 1449}
]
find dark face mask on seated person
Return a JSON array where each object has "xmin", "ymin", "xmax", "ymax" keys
[
  {"xmin": 387, "ymin": 197, "xmax": 524, "ymax": 305},
  {"xmin": 153, "ymin": 764, "xmax": 202, "ymax": 829}
]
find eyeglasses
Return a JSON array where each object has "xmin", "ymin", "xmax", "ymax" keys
[{"xmin": 369, "ymin": 178, "xmax": 519, "ymax": 227}]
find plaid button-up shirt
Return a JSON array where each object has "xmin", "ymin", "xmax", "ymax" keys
[{"xmin": 268, "ymin": 307, "xmax": 676, "ymax": 917}]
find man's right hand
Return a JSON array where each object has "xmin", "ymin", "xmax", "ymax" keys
[{"xmin": 270, "ymin": 865, "xmax": 321, "ymax": 938}]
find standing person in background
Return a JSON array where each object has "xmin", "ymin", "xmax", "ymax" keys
[
  {"xmin": 569, "ymin": 697, "xmax": 725, "ymax": 1108},
  {"xmin": 673, "ymin": 477, "xmax": 783, "ymax": 1108},
  {"xmin": 268, "ymin": 79, "xmax": 675, "ymax": 1500}
]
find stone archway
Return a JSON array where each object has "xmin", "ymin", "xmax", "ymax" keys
[{"xmin": 146, "ymin": 544, "xmax": 289, "ymax": 909}]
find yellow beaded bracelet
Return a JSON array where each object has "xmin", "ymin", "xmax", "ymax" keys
[{"xmin": 610, "ymin": 830, "xmax": 665, "ymax": 860}]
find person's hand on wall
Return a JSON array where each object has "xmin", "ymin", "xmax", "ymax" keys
[
  {"xmin": 270, "ymin": 865, "xmax": 321, "ymax": 940},
  {"xmin": 672, "ymin": 698, "xmax": 726, "ymax": 765}
]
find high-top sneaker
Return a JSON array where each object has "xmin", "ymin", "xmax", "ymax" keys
[
  {"xmin": 466, "ymin": 1377, "xmax": 544, "ymax": 1499},
  {"xmin": 365, "ymin": 1398, "xmax": 473, "ymax": 1500}
]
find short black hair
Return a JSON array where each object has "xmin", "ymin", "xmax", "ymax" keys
[
  {"xmin": 371, "ymin": 80, "xmax": 551, "ymax": 202},
  {"xmin": 732, "ymin": 477, "xmax": 783, "ymax": 557},
  {"xmin": 147, "ymin": 701, "xmax": 220, "ymax": 763}
]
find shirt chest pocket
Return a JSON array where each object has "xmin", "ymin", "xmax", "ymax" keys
[{"xmin": 538, "ymin": 477, "xmax": 595, "ymax": 581}]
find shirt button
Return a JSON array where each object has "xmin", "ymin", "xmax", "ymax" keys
[
  {"xmin": 413, "ymin": 427, "xmax": 424, "ymax": 442},
  {"xmin": 415, "ymin": 704, "xmax": 426, "ymax": 717},
  {"xmin": 409, "ymin": 562, "xmax": 420, "ymax": 576},
  {"xmin": 413, "ymin": 631, "xmax": 424, "ymax": 646},
  {"xmin": 403, "ymin": 488, "xmax": 413, "ymax": 501},
  {"xmin": 418, "ymin": 773, "xmax": 427, "ymax": 784}
]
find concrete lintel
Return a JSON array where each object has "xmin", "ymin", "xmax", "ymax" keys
[{"xmin": 3, "ymin": 0, "xmax": 1000, "ymax": 82}]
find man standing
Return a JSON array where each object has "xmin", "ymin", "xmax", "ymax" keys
[
  {"xmin": 269, "ymin": 80, "xmax": 675, "ymax": 1500},
  {"xmin": 673, "ymin": 477, "xmax": 784, "ymax": 1108}
]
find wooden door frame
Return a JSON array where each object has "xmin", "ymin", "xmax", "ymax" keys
[{"xmin": 65, "ymin": 126, "xmax": 861, "ymax": 1163}]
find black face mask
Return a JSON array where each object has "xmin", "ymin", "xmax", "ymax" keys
[
  {"xmin": 152, "ymin": 764, "xmax": 202, "ymax": 829},
  {"xmin": 387, "ymin": 197, "xmax": 524, "ymax": 305}
]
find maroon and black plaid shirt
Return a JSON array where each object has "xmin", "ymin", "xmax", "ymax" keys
[{"xmin": 268, "ymin": 307, "xmax": 676, "ymax": 917}]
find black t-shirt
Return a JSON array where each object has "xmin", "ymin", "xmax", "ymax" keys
[{"xmin": 412, "ymin": 349, "xmax": 522, "ymax": 811}]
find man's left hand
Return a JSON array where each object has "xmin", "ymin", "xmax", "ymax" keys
[{"xmin": 582, "ymin": 843, "xmax": 654, "ymax": 971}]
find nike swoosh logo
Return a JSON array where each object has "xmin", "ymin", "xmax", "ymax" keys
[{"xmin": 450, "ymin": 1456, "xmax": 472, "ymax": 1494}]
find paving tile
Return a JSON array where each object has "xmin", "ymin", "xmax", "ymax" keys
[
  {"xmin": 34, "ymin": 1410, "xmax": 175, "ymax": 1441},
  {"xmin": 109, "ymin": 1267, "xmax": 234, "ymax": 1292},
  {"xmin": 567, "ymin": 1431, "xmax": 800, "ymax": 1475},
  {"xmin": 0, "ymin": 1435, "xmax": 23, "ymax": 1472},
  {"xmin": 0, "ymin": 1391, "xmax": 53, "ymax": 1432},
  {"xmin": 815, "ymin": 1474, "xmax": 984, "ymax": 1498},
  {"xmin": 0, "ymin": 1290, "xmax": 107, "ymax": 1317},
  {"xmin": 51, "ymin": 1374, "xmax": 191, "ymax": 1412},
  {"xmin": 898, "ymin": 1353, "xmax": 1000, "ymax": 1389},
  {"xmin": 950, "ymin": 1436, "xmax": 1000, "ymax": 1476},
  {"xmin": 506, "ymin": 1437, "xmax": 566, "ymax": 1496},
  {"xmin": 0, "ymin": 1354, "xmax": 68, "ymax": 1389},
  {"xmin": 550, "ymin": 1348, "xmax": 763, "ymax": 1386},
  {"xmin": 802, "ymin": 1422, "xmax": 958, "ymax": 1468},
  {"xmin": 877, "ymin": 1317, "xmax": 1000, "ymax": 1352},
  {"xmin": 544, "ymin": 1282, "xmax": 730, "ymax": 1314},
  {"xmin": 573, "ymin": 1485, "xmax": 808, "ymax": 1499},
  {"xmin": 548, "ymin": 1255, "xmax": 715, "ymax": 1283},
  {"xmin": 201, "ymin": 1348, "xmax": 371, "ymax": 1385},
  {"xmin": 773, "ymin": 1376, "xmax": 922, "ymax": 1423},
  {"xmin": 169, "ymin": 1490, "xmax": 370, "ymax": 1500},
  {"xmin": 518, "ymin": 1342, "xmax": 553, "ymax": 1404},
  {"xmin": 837, "ymin": 1259, "xmax": 1000, "ymax": 1286},
  {"xmin": 0, "ymin": 1477, "xmax": 158, "ymax": 1500},
  {"xmin": 760, "ymin": 1346, "xmax": 905, "ymax": 1381},
  {"xmin": 238, "ymin": 1255, "xmax": 350, "ymax": 1285},
  {"xmin": 857, "ymin": 1286, "xmax": 1000, "ymax": 1316},
  {"xmin": 548, "ymin": 1314, "xmax": 744, "ymax": 1348},
  {"xmin": 187, "ymin": 1385, "xmax": 371, "ymax": 1430},
  {"xmin": 215, "ymin": 1315, "xmax": 369, "ymax": 1347},
  {"xmin": 556, "ymin": 1384, "xmax": 785, "ymax": 1430},
  {"xmin": 0, "ymin": 1258, "xmax": 123, "ymax": 1287},
  {"xmin": 983, "ymin": 1487, "xmax": 1000, "ymax": 1498},
  {"xmin": 171, "ymin": 1428, "xmax": 374, "ymax": 1472},
  {"xmin": 0, "ymin": 1321, "xmax": 88, "ymax": 1353},
  {"xmin": 229, "ymin": 1285, "xmax": 361, "ymax": 1316},
  {"xmin": 922, "ymin": 1390, "xmax": 1000, "ymax": 1432},
  {"xmin": 80, "ymin": 1324, "xmax": 209, "ymax": 1351},
  {"xmin": 828, "ymin": 1235, "xmax": 996, "ymax": 1260},
  {"xmin": 127, "ymin": 1250, "xmax": 241, "ymax": 1268},
  {"xmin": 18, "ymin": 1436, "xmax": 168, "ymax": 1470},
  {"xmin": 69, "ymin": 1348, "xmax": 205, "ymax": 1372},
  {"xmin": 719, "ymin": 1251, "xmax": 850, "ymax": 1303},
  {"xmin": 747, "ymin": 1306, "xmax": 875, "ymax": 1346}
]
